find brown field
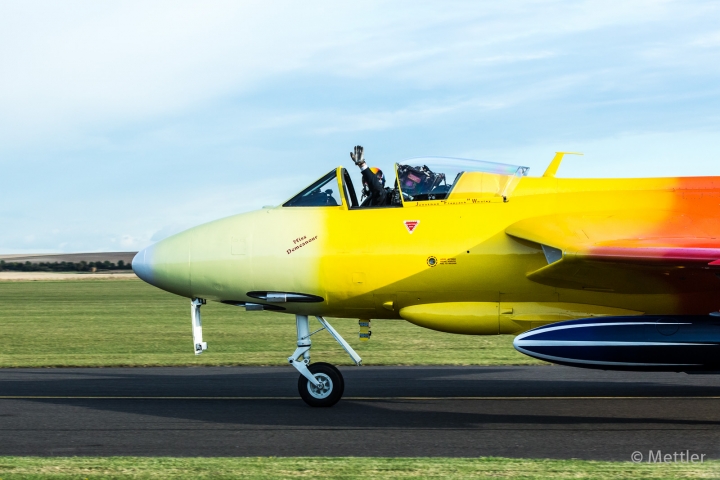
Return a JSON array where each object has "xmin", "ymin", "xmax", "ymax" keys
[{"xmin": 0, "ymin": 251, "xmax": 137, "ymax": 264}]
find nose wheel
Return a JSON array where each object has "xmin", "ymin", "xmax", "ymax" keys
[
  {"xmin": 298, "ymin": 362, "xmax": 345, "ymax": 407},
  {"xmin": 289, "ymin": 315, "xmax": 361, "ymax": 407}
]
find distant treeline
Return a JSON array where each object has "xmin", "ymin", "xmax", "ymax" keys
[{"xmin": 0, "ymin": 260, "xmax": 133, "ymax": 272}]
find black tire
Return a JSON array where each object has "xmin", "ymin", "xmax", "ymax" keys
[{"xmin": 298, "ymin": 362, "xmax": 344, "ymax": 407}]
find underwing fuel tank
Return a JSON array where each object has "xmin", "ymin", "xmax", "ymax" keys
[{"xmin": 513, "ymin": 316, "xmax": 720, "ymax": 372}]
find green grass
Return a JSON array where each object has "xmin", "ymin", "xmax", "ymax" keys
[
  {"xmin": 0, "ymin": 457, "xmax": 717, "ymax": 479},
  {"xmin": 0, "ymin": 279, "xmax": 542, "ymax": 367},
  {"xmin": 0, "ymin": 282, "xmax": 714, "ymax": 477}
]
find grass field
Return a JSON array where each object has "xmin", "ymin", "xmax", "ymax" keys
[
  {"xmin": 0, "ymin": 279, "xmax": 543, "ymax": 367},
  {"xmin": 0, "ymin": 457, "xmax": 718, "ymax": 479},
  {"xmin": 3, "ymin": 280, "xmax": 717, "ymax": 478}
]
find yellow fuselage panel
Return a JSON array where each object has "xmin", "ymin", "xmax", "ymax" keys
[{"xmin": 145, "ymin": 173, "xmax": 720, "ymax": 334}]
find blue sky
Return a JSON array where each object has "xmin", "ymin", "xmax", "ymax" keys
[{"xmin": 2, "ymin": 1, "xmax": 720, "ymax": 253}]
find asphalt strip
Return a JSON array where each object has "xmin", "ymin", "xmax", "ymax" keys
[{"xmin": 1, "ymin": 366, "xmax": 719, "ymax": 459}]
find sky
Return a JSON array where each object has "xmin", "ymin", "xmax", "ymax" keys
[{"xmin": 1, "ymin": 0, "xmax": 720, "ymax": 254}]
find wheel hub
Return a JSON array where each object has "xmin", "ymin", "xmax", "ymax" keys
[{"xmin": 307, "ymin": 373, "xmax": 333, "ymax": 399}]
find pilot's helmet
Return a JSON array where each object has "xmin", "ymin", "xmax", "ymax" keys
[
  {"xmin": 399, "ymin": 168, "xmax": 423, "ymax": 194},
  {"xmin": 363, "ymin": 167, "xmax": 385, "ymax": 188}
]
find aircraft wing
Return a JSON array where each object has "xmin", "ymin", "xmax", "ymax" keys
[{"xmin": 505, "ymin": 211, "xmax": 720, "ymax": 293}]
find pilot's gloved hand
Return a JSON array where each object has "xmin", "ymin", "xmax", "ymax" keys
[{"xmin": 351, "ymin": 145, "xmax": 366, "ymax": 169}]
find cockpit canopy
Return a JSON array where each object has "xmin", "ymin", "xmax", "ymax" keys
[
  {"xmin": 283, "ymin": 170, "xmax": 344, "ymax": 207},
  {"xmin": 397, "ymin": 157, "xmax": 529, "ymax": 202},
  {"xmin": 282, "ymin": 157, "xmax": 529, "ymax": 208}
]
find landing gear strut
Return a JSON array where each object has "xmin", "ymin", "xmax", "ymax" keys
[
  {"xmin": 191, "ymin": 298, "xmax": 208, "ymax": 355},
  {"xmin": 288, "ymin": 315, "xmax": 361, "ymax": 407}
]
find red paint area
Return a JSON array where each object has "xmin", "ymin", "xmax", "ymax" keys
[
  {"xmin": 582, "ymin": 176, "xmax": 720, "ymax": 313},
  {"xmin": 404, "ymin": 220, "xmax": 419, "ymax": 233}
]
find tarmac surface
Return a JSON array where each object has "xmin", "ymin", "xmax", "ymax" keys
[{"xmin": 1, "ymin": 366, "xmax": 720, "ymax": 460}]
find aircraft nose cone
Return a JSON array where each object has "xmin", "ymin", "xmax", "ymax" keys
[
  {"xmin": 131, "ymin": 233, "xmax": 192, "ymax": 297},
  {"xmin": 132, "ymin": 246, "xmax": 155, "ymax": 285}
]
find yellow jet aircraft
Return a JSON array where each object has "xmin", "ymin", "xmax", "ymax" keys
[{"xmin": 133, "ymin": 148, "xmax": 720, "ymax": 407}]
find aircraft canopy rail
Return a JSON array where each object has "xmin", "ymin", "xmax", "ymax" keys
[{"xmin": 397, "ymin": 157, "xmax": 529, "ymax": 204}]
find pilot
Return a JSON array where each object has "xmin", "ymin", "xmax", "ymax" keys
[{"xmin": 350, "ymin": 145, "xmax": 393, "ymax": 206}]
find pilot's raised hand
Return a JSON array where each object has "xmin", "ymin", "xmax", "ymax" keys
[{"xmin": 350, "ymin": 145, "xmax": 365, "ymax": 168}]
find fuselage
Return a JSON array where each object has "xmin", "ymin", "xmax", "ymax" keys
[{"xmin": 133, "ymin": 169, "xmax": 720, "ymax": 335}]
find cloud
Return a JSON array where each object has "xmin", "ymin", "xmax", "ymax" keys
[
  {"xmin": 1, "ymin": 0, "xmax": 720, "ymax": 253},
  {"xmin": 0, "ymin": 1, "xmax": 707, "ymax": 139}
]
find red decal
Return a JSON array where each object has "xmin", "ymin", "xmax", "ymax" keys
[{"xmin": 404, "ymin": 220, "xmax": 419, "ymax": 234}]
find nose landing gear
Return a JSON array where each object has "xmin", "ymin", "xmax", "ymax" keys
[
  {"xmin": 288, "ymin": 315, "xmax": 361, "ymax": 407},
  {"xmin": 190, "ymin": 298, "xmax": 208, "ymax": 355},
  {"xmin": 298, "ymin": 362, "xmax": 345, "ymax": 407}
]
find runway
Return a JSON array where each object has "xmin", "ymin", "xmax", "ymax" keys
[{"xmin": 1, "ymin": 366, "xmax": 719, "ymax": 460}]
